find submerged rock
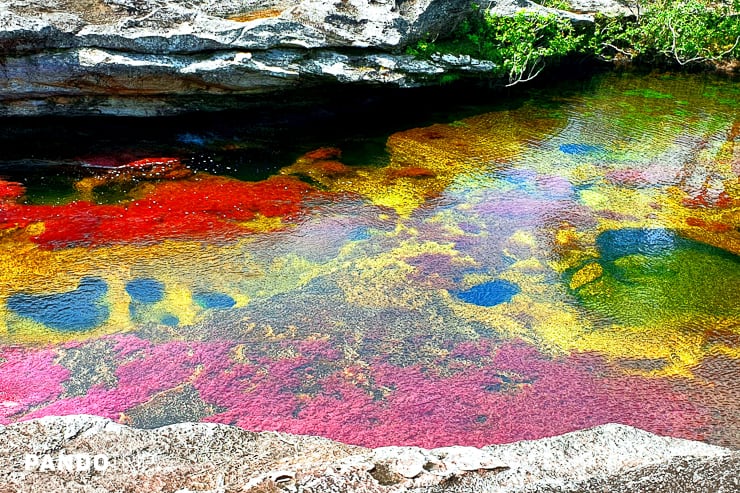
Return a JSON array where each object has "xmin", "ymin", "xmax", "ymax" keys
[{"xmin": 0, "ymin": 416, "xmax": 736, "ymax": 492}]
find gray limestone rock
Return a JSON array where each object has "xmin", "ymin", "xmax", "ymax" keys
[
  {"xmin": 0, "ymin": 416, "xmax": 737, "ymax": 492},
  {"xmin": 0, "ymin": 0, "xmax": 483, "ymax": 115},
  {"xmin": 0, "ymin": 0, "xmax": 635, "ymax": 116},
  {"xmin": 564, "ymin": 0, "xmax": 635, "ymax": 16},
  {"xmin": 284, "ymin": 0, "xmax": 471, "ymax": 49},
  {"xmin": 0, "ymin": 0, "xmax": 469, "ymax": 54}
]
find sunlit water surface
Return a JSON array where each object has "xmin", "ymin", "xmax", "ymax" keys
[{"xmin": 1, "ymin": 72, "xmax": 738, "ymax": 449}]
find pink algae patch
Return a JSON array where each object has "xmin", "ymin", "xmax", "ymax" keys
[
  {"xmin": 0, "ymin": 348, "xmax": 69, "ymax": 423},
  {"xmin": 6, "ymin": 336, "xmax": 710, "ymax": 449},
  {"xmin": 23, "ymin": 340, "xmax": 217, "ymax": 421},
  {"xmin": 196, "ymin": 340, "xmax": 709, "ymax": 448}
]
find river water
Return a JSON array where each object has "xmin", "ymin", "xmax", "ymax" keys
[{"xmin": 0, "ymin": 71, "xmax": 738, "ymax": 449}]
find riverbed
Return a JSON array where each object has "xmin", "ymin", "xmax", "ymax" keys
[{"xmin": 0, "ymin": 71, "xmax": 738, "ymax": 449}]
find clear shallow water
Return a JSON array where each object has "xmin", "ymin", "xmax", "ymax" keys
[{"xmin": 0, "ymin": 72, "xmax": 739, "ymax": 449}]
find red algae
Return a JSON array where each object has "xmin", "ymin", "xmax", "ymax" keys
[
  {"xmin": 313, "ymin": 161, "xmax": 356, "ymax": 177},
  {"xmin": 0, "ymin": 175, "xmax": 316, "ymax": 248},
  {"xmin": 304, "ymin": 147, "xmax": 342, "ymax": 161},
  {"xmin": 189, "ymin": 338, "xmax": 712, "ymax": 448},
  {"xmin": 2, "ymin": 74, "xmax": 739, "ymax": 452},
  {"xmin": 121, "ymin": 157, "xmax": 181, "ymax": 169},
  {"xmin": 682, "ymin": 190, "xmax": 734, "ymax": 208},
  {"xmin": 0, "ymin": 180, "xmax": 25, "ymax": 201},
  {"xmin": 686, "ymin": 216, "xmax": 734, "ymax": 232},
  {"xmin": 79, "ymin": 157, "xmax": 193, "ymax": 186},
  {"xmin": 205, "ymin": 340, "xmax": 710, "ymax": 448},
  {"xmin": 387, "ymin": 167, "xmax": 437, "ymax": 179}
]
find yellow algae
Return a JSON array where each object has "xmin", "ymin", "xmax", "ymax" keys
[
  {"xmin": 335, "ymin": 255, "xmax": 416, "ymax": 309},
  {"xmin": 548, "ymin": 248, "xmax": 600, "ymax": 274},
  {"xmin": 555, "ymin": 226, "xmax": 579, "ymax": 247},
  {"xmin": 25, "ymin": 222, "xmax": 45, "ymax": 237},
  {"xmin": 444, "ymin": 224, "xmax": 733, "ymax": 377},
  {"xmin": 569, "ymin": 262, "xmax": 603, "ymax": 290},
  {"xmin": 573, "ymin": 323, "xmax": 706, "ymax": 378},
  {"xmin": 394, "ymin": 238, "xmax": 466, "ymax": 258},
  {"xmin": 423, "ymin": 208, "xmax": 482, "ymax": 236},
  {"xmin": 1, "ymin": 74, "xmax": 737, "ymax": 397},
  {"xmin": 714, "ymin": 345, "xmax": 740, "ymax": 359},
  {"xmin": 525, "ymin": 302, "xmax": 594, "ymax": 354},
  {"xmin": 104, "ymin": 274, "xmax": 135, "ymax": 330},
  {"xmin": 661, "ymin": 193, "xmax": 740, "ymax": 255},
  {"xmin": 571, "ymin": 163, "xmax": 603, "ymax": 186},
  {"xmin": 446, "ymin": 291, "xmax": 525, "ymax": 337},
  {"xmin": 281, "ymin": 108, "xmax": 562, "ymax": 215},
  {"xmin": 358, "ymin": 180, "xmax": 427, "ymax": 215},
  {"xmin": 499, "ymin": 268, "xmax": 548, "ymax": 296},
  {"xmin": 448, "ymin": 277, "xmax": 711, "ymax": 377},
  {"xmin": 507, "ymin": 257, "xmax": 546, "ymax": 273},
  {"xmin": 646, "ymin": 123, "xmax": 740, "ymax": 254},
  {"xmin": 509, "ymin": 230, "xmax": 538, "ymax": 248},
  {"xmin": 161, "ymin": 285, "xmax": 198, "ymax": 326},
  {"xmin": 239, "ymin": 214, "xmax": 286, "ymax": 233},
  {"xmin": 235, "ymin": 254, "xmax": 323, "ymax": 299},
  {"xmin": 579, "ymin": 186, "xmax": 656, "ymax": 217},
  {"xmin": 459, "ymin": 272, "xmax": 494, "ymax": 289},
  {"xmin": 0, "ymin": 235, "xmax": 269, "ymax": 343},
  {"xmin": 332, "ymin": 239, "xmax": 473, "ymax": 309},
  {"xmin": 550, "ymin": 225, "xmax": 600, "ymax": 273}
]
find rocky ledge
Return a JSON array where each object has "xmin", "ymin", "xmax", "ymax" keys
[
  {"xmin": 0, "ymin": 0, "xmax": 628, "ymax": 116},
  {"xmin": 0, "ymin": 416, "xmax": 738, "ymax": 492}
]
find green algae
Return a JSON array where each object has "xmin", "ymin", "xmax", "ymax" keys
[{"xmin": 572, "ymin": 233, "xmax": 740, "ymax": 327}]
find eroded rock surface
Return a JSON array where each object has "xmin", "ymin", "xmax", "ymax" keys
[
  {"xmin": 0, "ymin": 0, "xmax": 483, "ymax": 115},
  {"xmin": 0, "ymin": 416, "xmax": 737, "ymax": 492},
  {"xmin": 0, "ymin": 0, "xmax": 631, "ymax": 116}
]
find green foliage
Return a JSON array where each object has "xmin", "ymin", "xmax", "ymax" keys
[
  {"xmin": 539, "ymin": 0, "xmax": 572, "ymax": 10},
  {"xmin": 439, "ymin": 73, "xmax": 462, "ymax": 84},
  {"xmin": 594, "ymin": 0, "xmax": 740, "ymax": 65},
  {"xmin": 473, "ymin": 11, "xmax": 590, "ymax": 84},
  {"xmin": 407, "ymin": 1, "xmax": 740, "ymax": 85},
  {"xmin": 408, "ymin": 5, "xmax": 592, "ymax": 86}
]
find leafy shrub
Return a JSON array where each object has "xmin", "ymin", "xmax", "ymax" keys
[
  {"xmin": 407, "ymin": 1, "xmax": 740, "ymax": 85},
  {"xmin": 594, "ymin": 0, "xmax": 740, "ymax": 66},
  {"xmin": 408, "ymin": 4, "xmax": 592, "ymax": 86}
]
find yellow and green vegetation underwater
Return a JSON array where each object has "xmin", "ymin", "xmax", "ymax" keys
[{"xmin": 0, "ymin": 72, "xmax": 738, "ymax": 448}]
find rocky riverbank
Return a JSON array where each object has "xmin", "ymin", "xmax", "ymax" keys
[
  {"xmin": 1, "ymin": 415, "xmax": 738, "ymax": 492},
  {"xmin": 0, "ymin": 0, "xmax": 632, "ymax": 116}
]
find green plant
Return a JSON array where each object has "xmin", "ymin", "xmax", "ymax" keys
[
  {"xmin": 407, "ymin": 1, "xmax": 740, "ymax": 85},
  {"xmin": 539, "ymin": 0, "xmax": 572, "ymax": 10},
  {"xmin": 477, "ymin": 11, "xmax": 591, "ymax": 85},
  {"xmin": 594, "ymin": 0, "xmax": 740, "ymax": 65},
  {"xmin": 408, "ymin": 5, "xmax": 591, "ymax": 86}
]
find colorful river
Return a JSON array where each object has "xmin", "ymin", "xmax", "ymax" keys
[{"xmin": 0, "ymin": 72, "xmax": 738, "ymax": 449}]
